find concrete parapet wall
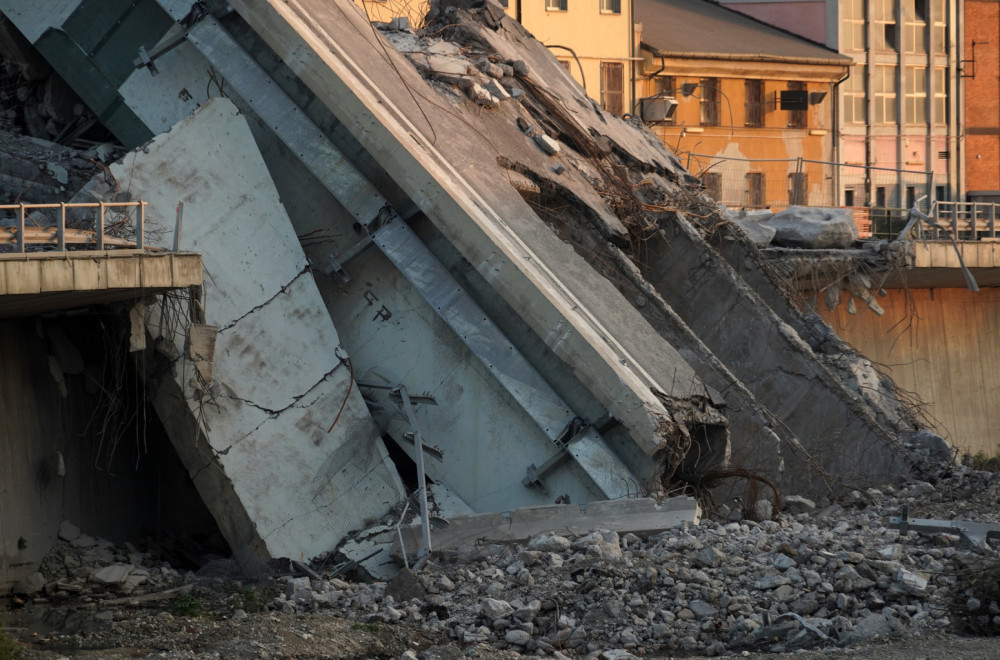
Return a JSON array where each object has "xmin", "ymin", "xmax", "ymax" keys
[{"xmin": 822, "ymin": 287, "xmax": 1000, "ymax": 458}]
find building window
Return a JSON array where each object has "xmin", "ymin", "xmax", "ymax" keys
[
  {"xmin": 700, "ymin": 78, "xmax": 720, "ymax": 126},
  {"xmin": 844, "ymin": 189, "xmax": 856, "ymax": 207},
  {"xmin": 873, "ymin": 0, "xmax": 897, "ymax": 51},
  {"xmin": 546, "ymin": 0, "xmax": 567, "ymax": 11},
  {"xmin": 875, "ymin": 186, "xmax": 887, "ymax": 207},
  {"xmin": 600, "ymin": 0, "xmax": 621, "ymax": 13},
  {"xmin": 904, "ymin": 66, "xmax": 927, "ymax": 124},
  {"xmin": 843, "ymin": 0, "xmax": 865, "ymax": 51},
  {"xmin": 702, "ymin": 172, "xmax": 722, "ymax": 201},
  {"xmin": 600, "ymin": 61, "xmax": 624, "ymax": 115},
  {"xmin": 933, "ymin": 67, "xmax": 947, "ymax": 124},
  {"xmin": 932, "ymin": 0, "xmax": 946, "ymax": 54},
  {"xmin": 788, "ymin": 172, "xmax": 808, "ymax": 206},
  {"xmin": 744, "ymin": 79, "xmax": 764, "ymax": 127},
  {"xmin": 906, "ymin": 186, "xmax": 916, "ymax": 209},
  {"xmin": 786, "ymin": 81, "xmax": 807, "ymax": 128},
  {"xmin": 498, "ymin": 0, "xmax": 508, "ymax": 6},
  {"xmin": 745, "ymin": 172, "xmax": 766, "ymax": 208},
  {"xmin": 873, "ymin": 65, "xmax": 897, "ymax": 124},
  {"xmin": 655, "ymin": 76, "xmax": 676, "ymax": 124},
  {"xmin": 903, "ymin": 0, "xmax": 927, "ymax": 53},
  {"xmin": 844, "ymin": 65, "xmax": 866, "ymax": 124}
]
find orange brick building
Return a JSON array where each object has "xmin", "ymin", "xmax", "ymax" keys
[{"xmin": 965, "ymin": 0, "xmax": 1000, "ymax": 196}]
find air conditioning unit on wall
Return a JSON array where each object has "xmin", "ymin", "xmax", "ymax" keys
[{"xmin": 640, "ymin": 97, "xmax": 678, "ymax": 123}]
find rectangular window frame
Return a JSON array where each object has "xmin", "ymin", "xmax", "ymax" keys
[
  {"xmin": 843, "ymin": 0, "xmax": 865, "ymax": 51},
  {"xmin": 788, "ymin": 172, "xmax": 808, "ymax": 206},
  {"xmin": 600, "ymin": 61, "xmax": 624, "ymax": 115},
  {"xmin": 933, "ymin": 67, "xmax": 947, "ymax": 125},
  {"xmin": 873, "ymin": 0, "xmax": 898, "ymax": 51},
  {"xmin": 700, "ymin": 78, "xmax": 720, "ymax": 127},
  {"xmin": 786, "ymin": 81, "xmax": 808, "ymax": 128},
  {"xmin": 546, "ymin": 0, "xmax": 568, "ymax": 11},
  {"xmin": 745, "ymin": 172, "xmax": 766, "ymax": 209},
  {"xmin": 844, "ymin": 64, "xmax": 866, "ymax": 124},
  {"xmin": 702, "ymin": 172, "xmax": 722, "ymax": 201},
  {"xmin": 905, "ymin": 66, "xmax": 927, "ymax": 125},
  {"xmin": 744, "ymin": 79, "xmax": 764, "ymax": 127},
  {"xmin": 873, "ymin": 64, "xmax": 897, "ymax": 125},
  {"xmin": 600, "ymin": 0, "xmax": 621, "ymax": 14}
]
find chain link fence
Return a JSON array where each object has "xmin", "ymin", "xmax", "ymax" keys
[{"xmin": 683, "ymin": 153, "xmax": 934, "ymax": 238}]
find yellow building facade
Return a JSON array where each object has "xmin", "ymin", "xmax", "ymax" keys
[
  {"xmin": 635, "ymin": 0, "xmax": 851, "ymax": 211},
  {"xmin": 356, "ymin": 0, "xmax": 636, "ymax": 115}
]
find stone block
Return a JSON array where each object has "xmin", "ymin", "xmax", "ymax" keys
[{"xmin": 762, "ymin": 206, "xmax": 859, "ymax": 249}]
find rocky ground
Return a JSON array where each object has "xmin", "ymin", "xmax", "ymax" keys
[{"xmin": 6, "ymin": 462, "xmax": 1000, "ymax": 659}]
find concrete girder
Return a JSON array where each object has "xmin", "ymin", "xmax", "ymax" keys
[
  {"xmin": 183, "ymin": 15, "xmax": 639, "ymax": 500},
  {"xmin": 223, "ymin": 0, "xmax": 707, "ymax": 457}
]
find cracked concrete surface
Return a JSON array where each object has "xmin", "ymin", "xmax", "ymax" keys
[{"xmin": 116, "ymin": 99, "xmax": 405, "ymax": 569}]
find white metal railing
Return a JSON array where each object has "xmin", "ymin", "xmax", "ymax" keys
[
  {"xmin": 928, "ymin": 201, "xmax": 1000, "ymax": 240},
  {"xmin": 0, "ymin": 200, "xmax": 146, "ymax": 253}
]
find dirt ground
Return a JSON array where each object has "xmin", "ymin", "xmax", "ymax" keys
[{"xmin": 5, "ymin": 595, "xmax": 1000, "ymax": 660}]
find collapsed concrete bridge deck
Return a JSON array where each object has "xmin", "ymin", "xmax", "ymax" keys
[{"xmin": 0, "ymin": 0, "xmax": 932, "ymax": 577}]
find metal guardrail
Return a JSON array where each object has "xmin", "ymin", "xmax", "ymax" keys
[
  {"xmin": 0, "ymin": 201, "xmax": 146, "ymax": 252},
  {"xmin": 928, "ymin": 201, "xmax": 1000, "ymax": 240}
]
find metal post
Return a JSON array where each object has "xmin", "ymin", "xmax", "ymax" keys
[
  {"xmin": 57, "ymin": 202, "xmax": 65, "ymax": 251},
  {"xmin": 794, "ymin": 157, "xmax": 803, "ymax": 206},
  {"xmin": 137, "ymin": 201, "xmax": 146, "ymax": 249},
  {"xmin": 97, "ymin": 202, "xmax": 105, "ymax": 250},
  {"xmin": 397, "ymin": 386, "xmax": 432, "ymax": 559},
  {"xmin": 991, "ymin": 203, "xmax": 997, "ymax": 238},
  {"xmin": 173, "ymin": 201, "xmax": 184, "ymax": 252},
  {"xmin": 16, "ymin": 202, "xmax": 24, "ymax": 253}
]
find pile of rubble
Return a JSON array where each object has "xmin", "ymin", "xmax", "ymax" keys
[
  {"xmin": 11, "ymin": 521, "xmax": 193, "ymax": 611},
  {"xmin": 271, "ymin": 468, "xmax": 998, "ymax": 656},
  {"xmin": 8, "ymin": 465, "xmax": 1000, "ymax": 657}
]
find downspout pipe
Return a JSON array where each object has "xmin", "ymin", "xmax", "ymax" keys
[
  {"xmin": 629, "ymin": 0, "xmax": 636, "ymax": 119},
  {"xmin": 831, "ymin": 65, "xmax": 850, "ymax": 206}
]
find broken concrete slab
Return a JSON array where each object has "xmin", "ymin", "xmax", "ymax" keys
[
  {"xmin": 763, "ymin": 206, "xmax": 859, "ymax": 249},
  {"xmin": 722, "ymin": 207, "xmax": 776, "ymax": 247},
  {"xmin": 396, "ymin": 496, "xmax": 699, "ymax": 555},
  {"xmin": 95, "ymin": 98, "xmax": 405, "ymax": 571}
]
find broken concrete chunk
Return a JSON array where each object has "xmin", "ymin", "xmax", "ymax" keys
[
  {"xmin": 70, "ymin": 533, "xmax": 97, "ymax": 549},
  {"xmin": 13, "ymin": 571, "xmax": 45, "ymax": 596},
  {"xmin": 388, "ymin": 16, "xmax": 411, "ymax": 31},
  {"xmin": 58, "ymin": 520, "xmax": 81, "ymax": 542},
  {"xmin": 510, "ymin": 60, "xmax": 528, "ymax": 76},
  {"xmin": 89, "ymin": 564, "xmax": 133, "ymax": 585},
  {"xmin": 484, "ymin": 78, "xmax": 510, "ymax": 101},
  {"xmin": 783, "ymin": 495, "xmax": 816, "ymax": 515},
  {"xmin": 481, "ymin": 597, "xmax": 514, "ymax": 620},
  {"xmin": 385, "ymin": 568, "xmax": 426, "ymax": 602},
  {"xmin": 409, "ymin": 53, "xmax": 471, "ymax": 77},
  {"xmin": 426, "ymin": 40, "xmax": 460, "ymax": 56},
  {"xmin": 527, "ymin": 532, "xmax": 571, "ymax": 552},
  {"xmin": 466, "ymin": 84, "xmax": 499, "ymax": 108},
  {"xmin": 722, "ymin": 207, "xmax": 777, "ymax": 247},
  {"xmin": 477, "ymin": 60, "xmax": 505, "ymax": 79},
  {"xmin": 762, "ymin": 206, "xmax": 859, "ymax": 249},
  {"xmin": 534, "ymin": 133, "xmax": 561, "ymax": 155}
]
